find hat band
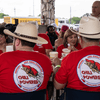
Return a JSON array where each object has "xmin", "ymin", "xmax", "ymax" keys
[
  {"xmin": 80, "ymin": 32, "xmax": 100, "ymax": 35},
  {"xmin": 14, "ymin": 32, "xmax": 38, "ymax": 40}
]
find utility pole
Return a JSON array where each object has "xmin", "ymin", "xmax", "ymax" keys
[
  {"xmin": 70, "ymin": 6, "xmax": 71, "ymax": 25},
  {"xmin": 14, "ymin": 8, "xmax": 16, "ymax": 16}
]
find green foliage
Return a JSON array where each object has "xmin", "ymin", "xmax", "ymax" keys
[
  {"xmin": 69, "ymin": 17, "xmax": 81, "ymax": 24},
  {"xmin": 0, "ymin": 13, "xmax": 9, "ymax": 18},
  {"xmin": 38, "ymin": 14, "xmax": 41, "ymax": 17}
]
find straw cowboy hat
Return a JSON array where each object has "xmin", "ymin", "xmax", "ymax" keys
[
  {"xmin": 4, "ymin": 22, "xmax": 48, "ymax": 44},
  {"xmin": 71, "ymin": 16, "xmax": 100, "ymax": 39}
]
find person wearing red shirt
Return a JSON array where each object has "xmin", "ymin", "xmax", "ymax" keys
[
  {"xmin": 52, "ymin": 16, "xmax": 100, "ymax": 100},
  {"xmin": 33, "ymin": 33, "xmax": 53, "ymax": 57},
  {"xmin": 55, "ymin": 25, "xmax": 69, "ymax": 51},
  {"xmin": 57, "ymin": 29, "xmax": 82, "ymax": 58},
  {"xmin": 2, "ymin": 22, "xmax": 53, "ymax": 100}
]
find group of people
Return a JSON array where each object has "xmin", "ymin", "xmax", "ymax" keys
[
  {"xmin": 0, "ymin": 1, "xmax": 99, "ymax": 100},
  {"xmin": 36, "ymin": 23, "xmax": 81, "ymax": 59}
]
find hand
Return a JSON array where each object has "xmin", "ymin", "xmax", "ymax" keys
[
  {"xmin": 68, "ymin": 46, "xmax": 78, "ymax": 51},
  {"xmin": 51, "ymin": 57, "xmax": 61, "ymax": 66},
  {"xmin": 71, "ymin": 46, "xmax": 78, "ymax": 51}
]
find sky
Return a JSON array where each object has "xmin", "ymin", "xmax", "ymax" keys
[{"xmin": 0, "ymin": 0, "xmax": 98, "ymax": 19}]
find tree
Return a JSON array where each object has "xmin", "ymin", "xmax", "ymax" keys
[
  {"xmin": 0, "ymin": 13, "xmax": 9, "ymax": 18},
  {"xmin": 69, "ymin": 17, "xmax": 81, "ymax": 24}
]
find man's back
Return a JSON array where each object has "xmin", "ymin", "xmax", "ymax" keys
[
  {"xmin": 57, "ymin": 46, "xmax": 100, "ymax": 91},
  {"xmin": 0, "ymin": 50, "xmax": 52, "ymax": 93},
  {"xmin": 55, "ymin": 46, "xmax": 100, "ymax": 100}
]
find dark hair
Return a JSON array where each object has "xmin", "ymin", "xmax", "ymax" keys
[
  {"xmin": 5, "ymin": 24, "xmax": 17, "ymax": 32},
  {"xmin": 21, "ymin": 39, "xmax": 36, "ymax": 47},
  {"xmin": 15, "ymin": 37, "xmax": 36, "ymax": 47},
  {"xmin": 59, "ymin": 31, "xmax": 65, "ymax": 38},
  {"xmin": 0, "ymin": 27, "xmax": 9, "ymax": 43},
  {"xmin": 63, "ymin": 29, "xmax": 78, "ymax": 47},
  {"xmin": 0, "ymin": 27, "xmax": 8, "ymax": 38},
  {"xmin": 5, "ymin": 24, "xmax": 17, "ymax": 43},
  {"xmin": 47, "ymin": 25, "xmax": 55, "ymax": 32}
]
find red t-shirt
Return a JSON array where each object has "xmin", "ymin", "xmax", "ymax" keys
[
  {"xmin": 57, "ymin": 43, "xmax": 82, "ymax": 58},
  {"xmin": 0, "ymin": 50, "xmax": 3, "ymax": 54},
  {"xmin": 33, "ymin": 33, "xmax": 53, "ymax": 54},
  {"xmin": 55, "ymin": 46, "xmax": 100, "ymax": 92},
  {"xmin": 0, "ymin": 50, "xmax": 52, "ymax": 93}
]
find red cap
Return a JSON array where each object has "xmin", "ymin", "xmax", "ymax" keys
[{"xmin": 61, "ymin": 25, "xmax": 69, "ymax": 33}]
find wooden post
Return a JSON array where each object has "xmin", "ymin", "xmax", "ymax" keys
[{"xmin": 41, "ymin": 0, "xmax": 55, "ymax": 25}]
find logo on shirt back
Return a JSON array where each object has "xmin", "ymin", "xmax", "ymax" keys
[
  {"xmin": 14, "ymin": 60, "xmax": 44, "ymax": 92},
  {"xmin": 77, "ymin": 55, "xmax": 100, "ymax": 87}
]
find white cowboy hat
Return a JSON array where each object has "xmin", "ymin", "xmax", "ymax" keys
[
  {"xmin": 4, "ymin": 22, "xmax": 48, "ymax": 44},
  {"xmin": 71, "ymin": 16, "xmax": 100, "ymax": 39}
]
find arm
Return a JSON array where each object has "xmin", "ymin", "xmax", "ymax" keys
[
  {"xmin": 46, "ymin": 49, "xmax": 52, "ymax": 57},
  {"xmin": 51, "ymin": 57, "xmax": 66, "ymax": 89},
  {"xmin": 54, "ymin": 79, "xmax": 66, "ymax": 89},
  {"xmin": 52, "ymin": 55, "xmax": 70, "ymax": 90}
]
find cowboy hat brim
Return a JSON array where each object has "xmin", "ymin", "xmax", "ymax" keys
[
  {"xmin": 70, "ymin": 29, "xmax": 100, "ymax": 39},
  {"xmin": 70, "ymin": 16, "xmax": 100, "ymax": 39},
  {"xmin": 4, "ymin": 29, "xmax": 48, "ymax": 44}
]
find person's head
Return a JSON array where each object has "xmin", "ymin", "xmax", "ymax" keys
[
  {"xmin": 0, "ymin": 27, "xmax": 8, "ymax": 45},
  {"xmin": 92, "ymin": 1, "xmax": 100, "ymax": 17},
  {"xmin": 51, "ymin": 23, "xmax": 57, "ymax": 30},
  {"xmin": 71, "ymin": 16, "xmax": 100, "ymax": 48},
  {"xmin": 47, "ymin": 25, "xmax": 55, "ymax": 33},
  {"xmin": 79, "ymin": 36, "xmax": 99, "ymax": 48},
  {"xmin": 60, "ymin": 25, "xmax": 69, "ymax": 38},
  {"xmin": 4, "ymin": 22, "xmax": 48, "ymax": 51},
  {"xmin": 13, "ymin": 37, "xmax": 36, "ymax": 51},
  {"xmin": 63, "ymin": 29, "xmax": 78, "ymax": 47}
]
